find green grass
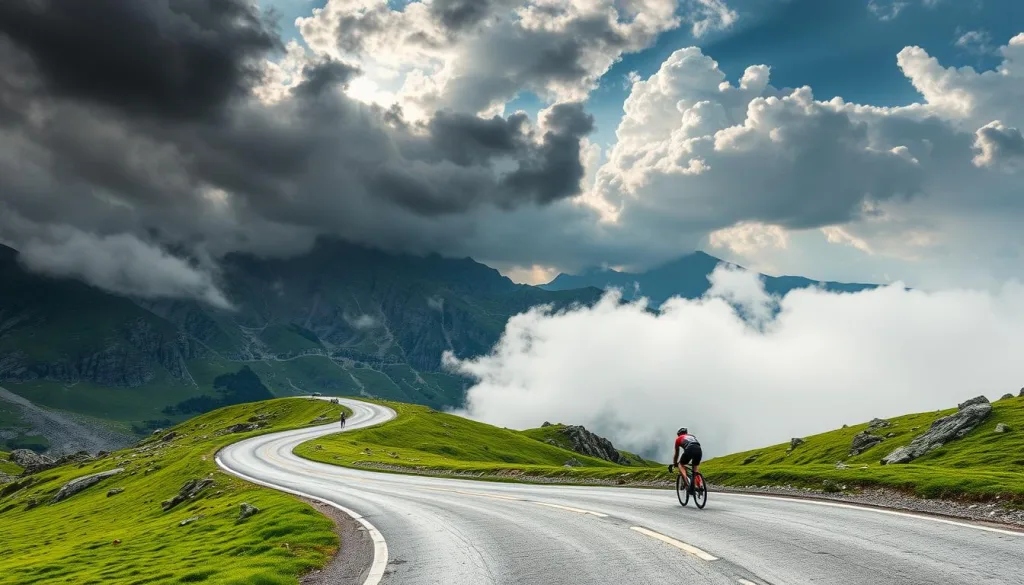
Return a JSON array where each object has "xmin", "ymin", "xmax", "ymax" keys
[
  {"xmin": 296, "ymin": 402, "xmax": 668, "ymax": 483},
  {"xmin": 0, "ymin": 451, "xmax": 22, "ymax": 476},
  {"xmin": 0, "ymin": 398, "xmax": 350, "ymax": 585},
  {"xmin": 702, "ymin": 395, "xmax": 1024, "ymax": 502}
]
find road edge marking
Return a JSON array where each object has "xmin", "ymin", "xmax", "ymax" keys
[
  {"xmin": 718, "ymin": 492, "xmax": 1024, "ymax": 537},
  {"xmin": 216, "ymin": 456, "xmax": 389, "ymax": 585},
  {"xmin": 630, "ymin": 526, "xmax": 718, "ymax": 561}
]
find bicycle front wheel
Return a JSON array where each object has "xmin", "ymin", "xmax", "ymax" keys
[
  {"xmin": 676, "ymin": 473, "xmax": 690, "ymax": 507},
  {"xmin": 693, "ymin": 472, "xmax": 707, "ymax": 509}
]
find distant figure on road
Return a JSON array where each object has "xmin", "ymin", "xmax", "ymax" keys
[{"xmin": 340, "ymin": 412, "xmax": 347, "ymax": 429}]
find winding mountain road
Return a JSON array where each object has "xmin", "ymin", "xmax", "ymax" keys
[{"xmin": 217, "ymin": 399, "xmax": 1023, "ymax": 585}]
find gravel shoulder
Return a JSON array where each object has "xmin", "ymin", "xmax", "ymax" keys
[{"xmin": 298, "ymin": 497, "xmax": 377, "ymax": 585}]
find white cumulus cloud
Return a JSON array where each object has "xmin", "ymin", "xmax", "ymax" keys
[{"xmin": 448, "ymin": 265, "xmax": 1024, "ymax": 460}]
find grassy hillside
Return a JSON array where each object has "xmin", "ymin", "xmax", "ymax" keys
[
  {"xmin": 0, "ymin": 398, "xmax": 348, "ymax": 585},
  {"xmin": 296, "ymin": 402, "xmax": 667, "ymax": 483},
  {"xmin": 0, "ymin": 451, "xmax": 22, "ymax": 476},
  {"xmin": 703, "ymin": 395, "xmax": 1024, "ymax": 502},
  {"xmin": 518, "ymin": 423, "xmax": 654, "ymax": 466}
]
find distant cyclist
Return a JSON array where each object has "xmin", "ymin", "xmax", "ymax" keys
[
  {"xmin": 340, "ymin": 412, "xmax": 347, "ymax": 429},
  {"xmin": 668, "ymin": 427, "xmax": 702, "ymax": 493}
]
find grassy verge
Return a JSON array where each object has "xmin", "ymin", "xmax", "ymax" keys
[
  {"xmin": 0, "ymin": 398, "xmax": 349, "ymax": 585},
  {"xmin": 295, "ymin": 401, "xmax": 669, "ymax": 484},
  {"xmin": 702, "ymin": 395, "xmax": 1024, "ymax": 502},
  {"xmin": 0, "ymin": 451, "xmax": 22, "ymax": 476}
]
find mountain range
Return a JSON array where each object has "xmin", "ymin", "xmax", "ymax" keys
[
  {"xmin": 0, "ymin": 240, "xmax": 875, "ymax": 453},
  {"xmin": 543, "ymin": 251, "xmax": 876, "ymax": 306}
]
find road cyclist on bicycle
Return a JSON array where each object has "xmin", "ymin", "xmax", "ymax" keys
[{"xmin": 668, "ymin": 427, "xmax": 703, "ymax": 495}]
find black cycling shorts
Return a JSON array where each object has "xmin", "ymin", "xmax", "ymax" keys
[{"xmin": 678, "ymin": 443, "xmax": 702, "ymax": 467}]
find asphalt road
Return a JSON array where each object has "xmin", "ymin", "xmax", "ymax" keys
[{"xmin": 217, "ymin": 399, "xmax": 1024, "ymax": 585}]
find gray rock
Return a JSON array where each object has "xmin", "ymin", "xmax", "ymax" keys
[
  {"xmin": 958, "ymin": 395, "xmax": 990, "ymax": 410},
  {"xmin": 849, "ymin": 432, "xmax": 883, "ymax": 456},
  {"xmin": 107, "ymin": 488, "xmax": 124, "ymax": 497},
  {"xmin": 179, "ymin": 515, "xmax": 204, "ymax": 527},
  {"xmin": 995, "ymin": 423, "xmax": 1010, "ymax": 433},
  {"xmin": 742, "ymin": 453, "xmax": 760, "ymax": 465},
  {"xmin": 790, "ymin": 437, "xmax": 806, "ymax": 450},
  {"xmin": 1019, "ymin": 388, "xmax": 1024, "ymax": 398},
  {"xmin": 557, "ymin": 425, "xmax": 625, "ymax": 464},
  {"xmin": 866, "ymin": 418, "xmax": 892, "ymax": 431},
  {"xmin": 51, "ymin": 468, "xmax": 123, "ymax": 503},
  {"xmin": 882, "ymin": 400, "xmax": 992, "ymax": 465},
  {"xmin": 162, "ymin": 478, "xmax": 215, "ymax": 511},
  {"xmin": 0, "ymin": 472, "xmax": 14, "ymax": 484},
  {"xmin": 835, "ymin": 462, "xmax": 849, "ymax": 470},
  {"xmin": 563, "ymin": 457, "xmax": 583, "ymax": 467},
  {"xmin": 885, "ymin": 432, "xmax": 897, "ymax": 438},
  {"xmin": 1000, "ymin": 393, "xmax": 1014, "ymax": 401},
  {"xmin": 10, "ymin": 449, "xmax": 53, "ymax": 470},
  {"xmin": 224, "ymin": 423, "xmax": 261, "ymax": 434},
  {"xmin": 160, "ymin": 431, "xmax": 178, "ymax": 442},
  {"xmin": 541, "ymin": 421, "xmax": 553, "ymax": 427},
  {"xmin": 239, "ymin": 502, "xmax": 260, "ymax": 520}
]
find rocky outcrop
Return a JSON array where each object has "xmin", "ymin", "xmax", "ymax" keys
[
  {"xmin": 995, "ymin": 423, "xmax": 1010, "ymax": 433},
  {"xmin": 849, "ymin": 432, "xmax": 884, "ymax": 456},
  {"xmin": 881, "ymin": 397, "xmax": 992, "ymax": 465},
  {"xmin": 10, "ymin": 449, "xmax": 53, "ymax": 471},
  {"xmin": 866, "ymin": 418, "xmax": 892, "ymax": 431},
  {"xmin": 107, "ymin": 488, "xmax": 124, "ymax": 497},
  {"xmin": 162, "ymin": 478, "xmax": 214, "ymax": 511},
  {"xmin": 0, "ymin": 471, "xmax": 14, "ymax": 484},
  {"xmin": 557, "ymin": 425, "xmax": 624, "ymax": 464},
  {"xmin": 563, "ymin": 457, "xmax": 583, "ymax": 467},
  {"xmin": 239, "ymin": 502, "xmax": 259, "ymax": 520},
  {"xmin": 790, "ymin": 437, "xmax": 806, "ymax": 450},
  {"xmin": 1000, "ymin": 393, "xmax": 1014, "ymax": 401},
  {"xmin": 51, "ymin": 468, "xmax": 123, "ymax": 503}
]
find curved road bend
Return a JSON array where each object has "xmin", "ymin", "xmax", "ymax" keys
[{"xmin": 217, "ymin": 399, "xmax": 1024, "ymax": 585}]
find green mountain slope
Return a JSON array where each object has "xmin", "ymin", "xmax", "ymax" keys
[
  {"xmin": 543, "ymin": 251, "xmax": 876, "ymax": 306},
  {"xmin": 703, "ymin": 394, "xmax": 1024, "ymax": 501},
  {"xmin": 0, "ymin": 240, "xmax": 602, "ymax": 450},
  {"xmin": 0, "ymin": 398, "xmax": 347, "ymax": 585},
  {"xmin": 296, "ymin": 402, "xmax": 666, "ymax": 482}
]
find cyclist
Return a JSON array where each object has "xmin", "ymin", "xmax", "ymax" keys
[
  {"xmin": 668, "ymin": 427, "xmax": 703, "ymax": 494},
  {"xmin": 340, "ymin": 412, "xmax": 347, "ymax": 429}
]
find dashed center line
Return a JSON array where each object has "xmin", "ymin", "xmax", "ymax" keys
[
  {"xmin": 534, "ymin": 502, "xmax": 609, "ymax": 517},
  {"xmin": 630, "ymin": 526, "xmax": 718, "ymax": 561}
]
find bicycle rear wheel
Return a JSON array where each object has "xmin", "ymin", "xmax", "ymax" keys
[
  {"xmin": 693, "ymin": 472, "xmax": 707, "ymax": 509},
  {"xmin": 675, "ymin": 473, "xmax": 690, "ymax": 506}
]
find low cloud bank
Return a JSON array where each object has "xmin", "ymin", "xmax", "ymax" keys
[{"xmin": 446, "ymin": 266, "xmax": 1024, "ymax": 461}]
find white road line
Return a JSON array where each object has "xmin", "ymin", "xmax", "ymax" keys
[
  {"xmin": 720, "ymin": 493, "xmax": 1024, "ymax": 537},
  {"xmin": 737, "ymin": 579, "xmax": 758, "ymax": 585},
  {"xmin": 534, "ymin": 502, "xmax": 609, "ymax": 517},
  {"xmin": 216, "ymin": 456, "xmax": 389, "ymax": 585},
  {"xmin": 630, "ymin": 526, "xmax": 718, "ymax": 561}
]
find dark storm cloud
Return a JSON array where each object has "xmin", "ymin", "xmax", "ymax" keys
[
  {"xmin": 0, "ymin": 0, "xmax": 279, "ymax": 120},
  {"xmin": 0, "ymin": 0, "xmax": 596, "ymax": 297}
]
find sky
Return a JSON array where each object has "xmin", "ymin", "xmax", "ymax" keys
[{"xmin": 1, "ymin": 0, "xmax": 1023, "ymax": 303}]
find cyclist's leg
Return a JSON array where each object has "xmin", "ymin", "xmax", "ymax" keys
[
  {"xmin": 691, "ymin": 446, "xmax": 704, "ymax": 488},
  {"xmin": 677, "ymin": 450, "xmax": 694, "ymax": 490}
]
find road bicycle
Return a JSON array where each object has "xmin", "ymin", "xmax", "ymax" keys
[{"xmin": 673, "ymin": 463, "xmax": 707, "ymax": 509}]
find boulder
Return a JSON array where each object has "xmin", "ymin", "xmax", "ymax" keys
[
  {"xmin": 995, "ymin": 423, "xmax": 1010, "ymax": 433},
  {"xmin": 849, "ymin": 432, "xmax": 883, "ymax": 456},
  {"xmin": 557, "ymin": 425, "xmax": 625, "ymax": 464},
  {"xmin": 882, "ymin": 399, "xmax": 992, "ymax": 465},
  {"xmin": 563, "ymin": 457, "xmax": 583, "ymax": 467},
  {"xmin": 239, "ymin": 502, "xmax": 260, "ymax": 520},
  {"xmin": 541, "ymin": 421, "xmax": 553, "ymax": 427},
  {"xmin": 866, "ymin": 418, "xmax": 892, "ymax": 431},
  {"xmin": 958, "ymin": 395, "xmax": 989, "ymax": 409},
  {"xmin": 0, "ymin": 472, "xmax": 14, "ymax": 484},
  {"xmin": 10, "ymin": 449, "xmax": 53, "ymax": 470},
  {"xmin": 225, "ymin": 423, "xmax": 261, "ymax": 434},
  {"xmin": 1000, "ymin": 394, "xmax": 1014, "ymax": 401},
  {"xmin": 51, "ymin": 468, "xmax": 124, "ymax": 503},
  {"xmin": 790, "ymin": 437, "xmax": 806, "ymax": 450},
  {"xmin": 179, "ymin": 515, "xmax": 204, "ymax": 527},
  {"xmin": 107, "ymin": 488, "xmax": 125, "ymax": 497},
  {"xmin": 160, "ymin": 431, "xmax": 178, "ymax": 442},
  {"xmin": 1019, "ymin": 388, "xmax": 1024, "ymax": 398},
  {"xmin": 162, "ymin": 478, "xmax": 215, "ymax": 511}
]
